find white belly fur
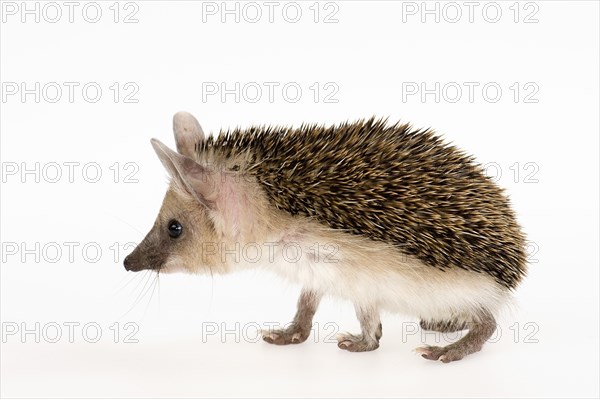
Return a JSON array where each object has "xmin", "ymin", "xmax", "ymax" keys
[{"xmin": 238, "ymin": 224, "xmax": 511, "ymax": 323}]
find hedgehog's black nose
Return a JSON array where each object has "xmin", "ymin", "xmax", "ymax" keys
[{"xmin": 123, "ymin": 255, "xmax": 134, "ymax": 271}]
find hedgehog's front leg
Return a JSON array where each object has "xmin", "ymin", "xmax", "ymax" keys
[
  {"xmin": 337, "ymin": 304, "xmax": 382, "ymax": 352},
  {"xmin": 262, "ymin": 289, "xmax": 321, "ymax": 345}
]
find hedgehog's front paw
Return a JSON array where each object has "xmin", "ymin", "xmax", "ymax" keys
[
  {"xmin": 337, "ymin": 333, "xmax": 380, "ymax": 352},
  {"xmin": 262, "ymin": 324, "xmax": 310, "ymax": 345},
  {"xmin": 415, "ymin": 345, "xmax": 470, "ymax": 363}
]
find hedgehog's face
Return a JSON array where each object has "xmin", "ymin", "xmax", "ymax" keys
[
  {"xmin": 124, "ymin": 112, "xmax": 236, "ymax": 275},
  {"xmin": 124, "ymin": 186, "xmax": 222, "ymax": 274}
]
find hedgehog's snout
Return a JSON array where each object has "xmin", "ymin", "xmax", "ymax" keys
[
  {"xmin": 123, "ymin": 246, "xmax": 154, "ymax": 272},
  {"xmin": 123, "ymin": 253, "xmax": 142, "ymax": 272},
  {"xmin": 123, "ymin": 228, "xmax": 170, "ymax": 272}
]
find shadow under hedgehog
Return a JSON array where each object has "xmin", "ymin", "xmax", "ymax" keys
[{"xmin": 124, "ymin": 111, "xmax": 527, "ymax": 362}]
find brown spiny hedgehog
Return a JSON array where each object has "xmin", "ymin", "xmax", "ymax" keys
[{"xmin": 124, "ymin": 112, "xmax": 527, "ymax": 362}]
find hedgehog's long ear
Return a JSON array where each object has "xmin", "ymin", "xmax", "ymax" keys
[
  {"xmin": 151, "ymin": 139, "xmax": 216, "ymax": 208},
  {"xmin": 152, "ymin": 138, "xmax": 248, "ymax": 239},
  {"xmin": 173, "ymin": 111, "xmax": 205, "ymax": 158}
]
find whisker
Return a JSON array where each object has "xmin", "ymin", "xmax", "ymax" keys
[
  {"xmin": 208, "ymin": 265, "xmax": 214, "ymax": 313},
  {"xmin": 113, "ymin": 270, "xmax": 142, "ymax": 296},
  {"xmin": 120, "ymin": 270, "xmax": 155, "ymax": 318},
  {"xmin": 157, "ymin": 270, "xmax": 161, "ymax": 315},
  {"xmin": 111, "ymin": 215, "xmax": 145, "ymax": 238},
  {"xmin": 142, "ymin": 273, "xmax": 160, "ymax": 320},
  {"xmin": 127, "ymin": 269, "xmax": 151, "ymax": 299}
]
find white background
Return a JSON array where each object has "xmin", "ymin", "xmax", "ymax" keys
[{"xmin": 1, "ymin": 1, "xmax": 598, "ymax": 398}]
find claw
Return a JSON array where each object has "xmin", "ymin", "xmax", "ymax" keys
[
  {"xmin": 261, "ymin": 325, "xmax": 309, "ymax": 345},
  {"xmin": 336, "ymin": 333, "xmax": 379, "ymax": 352},
  {"xmin": 415, "ymin": 345, "xmax": 470, "ymax": 362}
]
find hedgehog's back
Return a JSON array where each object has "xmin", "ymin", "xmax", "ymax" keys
[{"xmin": 198, "ymin": 118, "xmax": 527, "ymax": 289}]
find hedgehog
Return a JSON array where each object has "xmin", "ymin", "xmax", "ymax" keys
[{"xmin": 124, "ymin": 111, "xmax": 527, "ymax": 362}]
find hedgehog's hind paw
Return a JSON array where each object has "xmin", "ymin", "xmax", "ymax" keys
[
  {"xmin": 415, "ymin": 345, "xmax": 470, "ymax": 362},
  {"xmin": 416, "ymin": 309, "xmax": 496, "ymax": 362}
]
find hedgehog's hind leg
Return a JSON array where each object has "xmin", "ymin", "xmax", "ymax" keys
[
  {"xmin": 337, "ymin": 304, "xmax": 382, "ymax": 352},
  {"xmin": 420, "ymin": 318, "xmax": 468, "ymax": 333},
  {"xmin": 416, "ymin": 309, "xmax": 496, "ymax": 363},
  {"xmin": 262, "ymin": 289, "xmax": 321, "ymax": 345}
]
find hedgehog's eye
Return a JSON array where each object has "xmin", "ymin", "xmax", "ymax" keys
[{"xmin": 167, "ymin": 220, "xmax": 183, "ymax": 238}]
